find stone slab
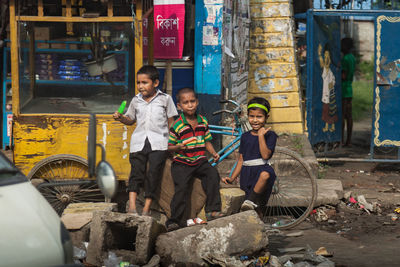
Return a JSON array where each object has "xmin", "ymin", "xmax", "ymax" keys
[
  {"xmin": 315, "ymin": 179, "xmax": 344, "ymax": 206},
  {"xmin": 156, "ymin": 210, "xmax": 268, "ymax": 266},
  {"xmin": 61, "ymin": 212, "xmax": 92, "ymax": 230},
  {"xmin": 61, "ymin": 202, "xmax": 117, "ymax": 230}
]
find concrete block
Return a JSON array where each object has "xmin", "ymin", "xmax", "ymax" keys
[
  {"xmin": 198, "ymin": 187, "xmax": 246, "ymax": 220},
  {"xmin": 61, "ymin": 202, "xmax": 118, "ymax": 247},
  {"xmin": 220, "ymin": 188, "xmax": 246, "ymax": 215},
  {"xmin": 62, "ymin": 202, "xmax": 117, "ymax": 216},
  {"xmin": 86, "ymin": 211, "xmax": 166, "ymax": 266},
  {"xmin": 315, "ymin": 179, "xmax": 344, "ymax": 206},
  {"xmin": 156, "ymin": 210, "xmax": 268, "ymax": 266}
]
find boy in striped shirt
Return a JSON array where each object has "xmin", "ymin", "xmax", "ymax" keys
[{"xmin": 166, "ymin": 88, "xmax": 224, "ymax": 231}]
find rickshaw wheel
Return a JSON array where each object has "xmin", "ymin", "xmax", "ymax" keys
[{"xmin": 28, "ymin": 154, "xmax": 105, "ymax": 215}]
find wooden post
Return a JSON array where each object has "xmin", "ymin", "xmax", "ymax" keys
[
  {"xmin": 66, "ymin": 0, "xmax": 73, "ymax": 35},
  {"xmin": 38, "ymin": 0, "xmax": 44, "ymax": 17},
  {"xmin": 108, "ymin": 0, "xmax": 113, "ymax": 17},
  {"xmin": 135, "ymin": 0, "xmax": 143, "ymax": 95},
  {"xmin": 9, "ymin": 0, "xmax": 20, "ymax": 116}
]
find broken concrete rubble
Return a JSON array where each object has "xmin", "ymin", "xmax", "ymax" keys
[
  {"xmin": 61, "ymin": 202, "xmax": 118, "ymax": 247},
  {"xmin": 86, "ymin": 211, "xmax": 165, "ymax": 266},
  {"xmin": 155, "ymin": 210, "xmax": 268, "ymax": 266}
]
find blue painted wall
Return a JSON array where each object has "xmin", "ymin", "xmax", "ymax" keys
[{"xmin": 194, "ymin": 0, "xmax": 223, "ymax": 126}]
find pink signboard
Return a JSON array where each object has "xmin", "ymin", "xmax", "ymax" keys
[{"xmin": 153, "ymin": 0, "xmax": 185, "ymax": 59}]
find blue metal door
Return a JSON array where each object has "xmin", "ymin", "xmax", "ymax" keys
[
  {"xmin": 372, "ymin": 15, "xmax": 400, "ymax": 150},
  {"xmin": 306, "ymin": 11, "xmax": 342, "ymax": 147}
]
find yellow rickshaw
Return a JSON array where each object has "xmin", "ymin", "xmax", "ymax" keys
[{"xmin": 8, "ymin": 0, "xmax": 153, "ymax": 214}]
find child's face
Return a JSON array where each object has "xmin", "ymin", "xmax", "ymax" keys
[
  {"xmin": 137, "ymin": 74, "xmax": 159, "ymax": 99},
  {"xmin": 178, "ymin": 92, "xmax": 198, "ymax": 117},
  {"xmin": 248, "ymin": 108, "xmax": 267, "ymax": 131}
]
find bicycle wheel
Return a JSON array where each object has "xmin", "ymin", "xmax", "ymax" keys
[
  {"xmin": 28, "ymin": 154, "xmax": 105, "ymax": 215},
  {"xmin": 261, "ymin": 147, "xmax": 317, "ymax": 229}
]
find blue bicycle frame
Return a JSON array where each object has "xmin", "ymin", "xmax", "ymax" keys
[{"xmin": 208, "ymin": 124, "xmax": 242, "ymax": 177}]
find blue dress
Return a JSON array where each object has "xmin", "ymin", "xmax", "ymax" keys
[{"xmin": 239, "ymin": 130, "xmax": 278, "ymax": 204}]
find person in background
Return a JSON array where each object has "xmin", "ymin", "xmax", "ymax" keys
[{"xmin": 341, "ymin": 37, "xmax": 356, "ymax": 147}]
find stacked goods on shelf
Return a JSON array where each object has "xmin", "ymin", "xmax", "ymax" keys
[
  {"xmin": 36, "ymin": 54, "xmax": 58, "ymax": 80},
  {"xmin": 35, "ymin": 53, "xmax": 125, "ymax": 82},
  {"xmin": 58, "ymin": 59, "xmax": 91, "ymax": 81}
]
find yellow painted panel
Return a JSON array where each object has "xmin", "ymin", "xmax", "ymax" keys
[
  {"xmin": 249, "ymin": 47, "xmax": 295, "ymax": 64},
  {"xmin": 267, "ymin": 122, "xmax": 304, "ymax": 134},
  {"xmin": 250, "ymin": 3, "xmax": 290, "ymax": 18},
  {"xmin": 249, "ymin": 63, "xmax": 297, "ymax": 79},
  {"xmin": 250, "ymin": 33, "xmax": 294, "ymax": 49},
  {"xmin": 251, "ymin": 18, "xmax": 292, "ymax": 34},
  {"xmin": 248, "ymin": 77, "xmax": 299, "ymax": 94},
  {"xmin": 257, "ymin": 92, "xmax": 300, "ymax": 108},
  {"xmin": 254, "ymin": 106, "xmax": 302, "ymax": 123},
  {"xmin": 13, "ymin": 115, "xmax": 134, "ymax": 180}
]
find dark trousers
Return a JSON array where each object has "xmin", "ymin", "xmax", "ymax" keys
[
  {"xmin": 168, "ymin": 160, "xmax": 221, "ymax": 226},
  {"xmin": 128, "ymin": 139, "xmax": 167, "ymax": 199}
]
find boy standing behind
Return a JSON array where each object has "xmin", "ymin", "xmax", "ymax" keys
[
  {"xmin": 166, "ymin": 88, "xmax": 224, "ymax": 231},
  {"xmin": 113, "ymin": 65, "xmax": 178, "ymax": 215},
  {"xmin": 341, "ymin": 37, "xmax": 356, "ymax": 147}
]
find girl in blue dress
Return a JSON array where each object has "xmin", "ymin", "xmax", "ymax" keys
[{"xmin": 222, "ymin": 97, "xmax": 278, "ymax": 211}]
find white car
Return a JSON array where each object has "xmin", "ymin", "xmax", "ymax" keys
[{"xmin": 0, "ymin": 152, "xmax": 77, "ymax": 267}]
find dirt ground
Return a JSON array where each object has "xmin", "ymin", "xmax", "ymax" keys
[{"xmin": 269, "ymin": 116, "xmax": 400, "ymax": 267}]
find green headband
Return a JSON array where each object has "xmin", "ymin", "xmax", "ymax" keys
[{"xmin": 247, "ymin": 103, "xmax": 269, "ymax": 114}]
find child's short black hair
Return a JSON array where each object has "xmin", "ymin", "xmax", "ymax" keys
[
  {"xmin": 137, "ymin": 65, "xmax": 160, "ymax": 82},
  {"xmin": 176, "ymin": 87, "xmax": 196, "ymax": 103},
  {"xmin": 247, "ymin": 97, "xmax": 271, "ymax": 117},
  {"xmin": 341, "ymin": 37, "xmax": 354, "ymax": 54}
]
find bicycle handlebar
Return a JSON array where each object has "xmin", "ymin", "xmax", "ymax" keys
[
  {"xmin": 213, "ymin": 99, "xmax": 241, "ymax": 116},
  {"xmin": 212, "ymin": 109, "xmax": 233, "ymax": 116},
  {"xmin": 219, "ymin": 99, "xmax": 240, "ymax": 108}
]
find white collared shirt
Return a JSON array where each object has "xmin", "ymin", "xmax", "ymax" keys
[{"xmin": 125, "ymin": 90, "xmax": 178, "ymax": 152}]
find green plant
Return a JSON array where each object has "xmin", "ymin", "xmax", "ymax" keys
[
  {"xmin": 317, "ymin": 163, "xmax": 329, "ymax": 179},
  {"xmin": 292, "ymin": 135, "xmax": 304, "ymax": 156},
  {"xmin": 352, "ymin": 79, "xmax": 373, "ymax": 121},
  {"xmin": 358, "ymin": 59, "xmax": 374, "ymax": 81}
]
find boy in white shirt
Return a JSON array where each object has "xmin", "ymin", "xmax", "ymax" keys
[{"xmin": 113, "ymin": 65, "xmax": 178, "ymax": 215}]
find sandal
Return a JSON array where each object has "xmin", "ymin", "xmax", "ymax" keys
[
  {"xmin": 187, "ymin": 217, "xmax": 207, "ymax": 227},
  {"xmin": 193, "ymin": 217, "xmax": 207, "ymax": 225},
  {"xmin": 205, "ymin": 211, "xmax": 225, "ymax": 221}
]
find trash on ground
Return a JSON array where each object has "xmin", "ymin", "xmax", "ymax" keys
[
  {"xmin": 283, "ymin": 260, "xmax": 294, "ymax": 267},
  {"xmin": 277, "ymin": 247, "xmax": 306, "ymax": 253},
  {"xmin": 285, "ymin": 231, "xmax": 304, "ymax": 237},
  {"xmin": 73, "ymin": 246, "xmax": 86, "ymax": 260},
  {"xmin": 315, "ymin": 247, "xmax": 333, "ymax": 257},
  {"xmin": 202, "ymin": 252, "xmax": 248, "ymax": 267}
]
